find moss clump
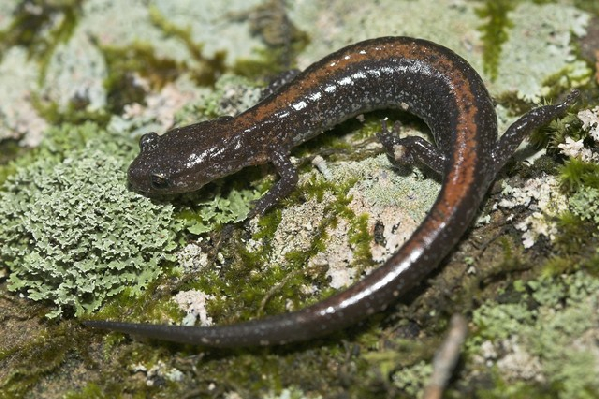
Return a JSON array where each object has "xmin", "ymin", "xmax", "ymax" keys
[
  {"xmin": 559, "ymin": 158, "xmax": 599, "ymax": 192},
  {"xmin": 0, "ymin": 123, "xmax": 182, "ymax": 318}
]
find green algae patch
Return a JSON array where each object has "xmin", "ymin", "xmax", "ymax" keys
[
  {"xmin": 0, "ymin": 0, "xmax": 84, "ymax": 82},
  {"xmin": 0, "ymin": 320, "xmax": 91, "ymax": 399},
  {"xmin": 0, "ymin": 123, "xmax": 183, "ymax": 319},
  {"xmin": 476, "ymin": 0, "xmax": 514, "ymax": 82},
  {"xmin": 147, "ymin": 5, "xmax": 228, "ymax": 86}
]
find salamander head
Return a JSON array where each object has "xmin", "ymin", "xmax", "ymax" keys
[{"xmin": 128, "ymin": 117, "xmax": 243, "ymax": 194}]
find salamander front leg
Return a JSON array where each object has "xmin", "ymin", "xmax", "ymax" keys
[
  {"xmin": 378, "ymin": 119, "xmax": 446, "ymax": 175},
  {"xmin": 248, "ymin": 150, "xmax": 299, "ymax": 218},
  {"xmin": 260, "ymin": 69, "xmax": 301, "ymax": 100}
]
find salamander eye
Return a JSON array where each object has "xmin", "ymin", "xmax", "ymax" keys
[
  {"xmin": 150, "ymin": 173, "xmax": 169, "ymax": 190},
  {"xmin": 140, "ymin": 132, "xmax": 159, "ymax": 151}
]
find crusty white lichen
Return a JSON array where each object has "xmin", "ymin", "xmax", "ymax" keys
[
  {"xmin": 496, "ymin": 176, "xmax": 569, "ymax": 248},
  {"xmin": 558, "ymin": 136, "xmax": 599, "ymax": 162},
  {"xmin": 577, "ymin": 105, "xmax": 599, "ymax": 142}
]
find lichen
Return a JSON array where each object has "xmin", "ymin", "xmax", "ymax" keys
[
  {"xmin": 183, "ymin": 74, "xmax": 262, "ymax": 120},
  {"xmin": 263, "ymin": 387, "xmax": 316, "ymax": 399},
  {"xmin": 578, "ymin": 105, "xmax": 599, "ymax": 141},
  {"xmin": 497, "ymin": 176, "xmax": 569, "ymax": 248},
  {"xmin": 177, "ymin": 189, "xmax": 262, "ymax": 235},
  {"xmin": 0, "ymin": 122, "xmax": 182, "ymax": 318},
  {"xmin": 569, "ymin": 187, "xmax": 599, "ymax": 225},
  {"xmin": 391, "ymin": 360, "xmax": 432, "ymax": 397},
  {"xmin": 469, "ymin": 271, "xmax": 599, "ymax": 399}
]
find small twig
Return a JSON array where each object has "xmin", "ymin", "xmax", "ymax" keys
[
  {"xmin": 423, "ymin": 314, "xmax": 468, "ymax": 399},
  {"xmin": 258, "ymin": 268, "xmax": 303, "ymax": 314}
]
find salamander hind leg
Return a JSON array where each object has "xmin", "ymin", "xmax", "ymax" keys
[
  {"xmin": 492, "ymin": 89, "xmax": 580, "ymax": 174},
  {"xmin": 378, "ymin": 119, "xmax": 446, "ymax": 176}
]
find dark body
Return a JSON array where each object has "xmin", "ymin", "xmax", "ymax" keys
[{"xmin": 86, "ymin": 37, "xmax": 578, "ymax": 347}]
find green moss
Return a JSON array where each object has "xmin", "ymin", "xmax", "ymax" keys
[
  {"xmin": 0, "ymin": 122, "xmax": 183, "ymax": 318},
  {"xmin": 31, "ymin": 92, "xmax": 111, "ymax": 127},
  {"xmin": 100, "ymin": 42, "xmax": 180, "ymax": 114},
  {"xmin": 541, "ymin": 64, "xmax": 593, "ymax": 97},
  {"xmin": 254, "ymin": 207, "xmax": 283, "ymax": 242},
  {"xmin": 559, "ymin": 159, "xmax": 599, "ymax": 192},
  {"xmin": 540, "ymin": 255, "xmax": 577, "ymax": 279},
  {"xmin": 530, "ymin": 110, "xmax": 581, "ymax": 152},
  {"xmin": 88, "ymin": 281, "xmax": 184, "ymax": 333},
  {"xmin": 64, "ymin": 383, "xmax": 106, "ymax": 399},
  {"xmin": 295, "ymin": 125, "xmax": 354, "ymax": 160},
  {"xmin": 348, "ymin": 213, "xmax": 376, "ymax": 273},
  {"xmin": 553, "ymin": 210, "xmax": 598, "ymax": 257},
  {"xmin": 232, "ymin": 33, "xmax": 308, "ymax": 78},
  {"xmin": 233, "ymin": 48, "xmax": 289, "ymax": 77},
  {"xmin": 138, "ymin": 207, "xmax": 319, "ymax": 327},
  {"xmin": 0, "ymin": 320, "xmax": 90, "ymax": 399},
  {"xmin": 147, "ymin": 5, "xmax": 198, "ymax": 57},
  {"xmin": 300, "ymin": 175, "xmax": 357, "ymax": 212},
  {"xmin": 476, "ymin": 0, "xmax": 515, "ymax": 81},
  {"xmin": 475, "ymin": 375, "xmax": 558, "ymax": 399},
  {"xmin": 150, "ymin": 169, "xmax": 362, "ymax": 328}
]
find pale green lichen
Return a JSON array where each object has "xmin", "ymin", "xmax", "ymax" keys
[
  {"xmin": 173, "ymin": 74, "xmax": 262, "ymax": 126},
  {"xmin": 469, "ymin": 271, "xmax": 599, "ymax": 398},
  {"xmin": 391, "ymin": 360, "xmax": 432, "ymax": 397},
  {"xmin": 569, "ymin": 186, "xmax": 599, "ymax": 225},
  {"xmin": 0, "ymin": 122, "xmax": 182, "ymax": 318},
  {"xmin": 178, "ymin": 189, "xmax": 262, "ymax": 235}
]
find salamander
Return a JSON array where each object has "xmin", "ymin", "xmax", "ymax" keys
[{"xmin": 85, "ymin": 36, "xmax": 579, "ymax": 347}]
